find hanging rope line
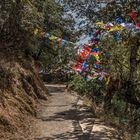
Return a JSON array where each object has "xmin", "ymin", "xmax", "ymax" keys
[{"xmin": 35, "ymin": 8, "xmax": 140, "ymax": 84}]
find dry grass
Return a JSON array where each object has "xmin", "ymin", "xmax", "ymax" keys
[{"xmin": 0, "ymin": 44, "xmax": 48, "ymax": 139}]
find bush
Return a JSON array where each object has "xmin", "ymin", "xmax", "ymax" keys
[{"xmin": 70, "ymin": 75, "xmax": 106, "ymax": 104}]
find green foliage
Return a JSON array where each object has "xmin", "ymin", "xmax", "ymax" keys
[
  {"xmin": 70, "ymin": 75, "xmax": 105, "ymax": 102},
  {"xmin": 1, "ymin": 0, "xmax": 140, "ymax": 138},
  {"xmin": 68, "ymin": 2, "xmax": 140, "ymax": 138}
]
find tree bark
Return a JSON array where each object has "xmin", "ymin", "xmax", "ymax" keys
[{"xmin": 125, "ymin": 33, "xmax": 140, "ymax": 107}]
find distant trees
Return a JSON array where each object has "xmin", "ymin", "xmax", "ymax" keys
[{"xmin": 0, "ymin": 0, "xmax": 74, "ymax": 72}]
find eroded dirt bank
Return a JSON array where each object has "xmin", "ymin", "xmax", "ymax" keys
[{"xmin": 0, "ymin": 45, "xmax": 48, "ymax": 140}]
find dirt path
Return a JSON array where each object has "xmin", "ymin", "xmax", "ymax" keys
[{"xmin": 33, "ymin": 84, "xmax": 119, "ymax": 140}]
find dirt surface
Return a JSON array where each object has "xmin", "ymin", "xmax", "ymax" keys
[
  {"xmin": 33, "ymin": 84, "xmax": 120, "ymax": 140},
  {"xmin": 0, "ymin": 45, "xmax": 48, "ymax": 140}
]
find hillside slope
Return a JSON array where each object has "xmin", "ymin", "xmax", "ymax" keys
[{"xmin": 0, "ymin": 44, "xmax": 48, "ymax": 139}]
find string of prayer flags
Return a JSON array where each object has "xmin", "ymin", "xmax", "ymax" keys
[
  {"xmin": 38, "ymin": 8, "xmax": 140, "ymax": 84},
  {"xmin": 43, "ymin": 33, "xmax": 75, "ymax": 45}
]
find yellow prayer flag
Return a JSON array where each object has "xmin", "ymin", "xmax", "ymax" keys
[
  {"xmin": 96, "ymin": 22, "xmax": 104, "ymax": 25},
  {"xmin": 34, "ymin": 28, "xmax": 39, "ymax": 35},
  {"xmin": 106, "ymin": 76, "xmax": 110, "ymax": 85},
  {"xmin": 49, "ymin": 35, "xmax": 56, "ymax": 40},
  {"xmin": 94, "ymin": 54, "xmax": 100, "ymax": 61},
  {"xmin": 109, "ymin": 25, "xmax": 124, "ymax": 32}
]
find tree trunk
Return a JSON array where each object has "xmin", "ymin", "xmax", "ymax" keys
[{"xmin": 125, "ymin": 33, "xmax": 140, "ymax": 107}]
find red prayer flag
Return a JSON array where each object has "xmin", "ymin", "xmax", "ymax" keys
[{"xmin": 128, "ymin": 11, "xmax": 138, "ymax": 22}]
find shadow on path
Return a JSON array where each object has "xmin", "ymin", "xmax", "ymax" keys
[{"xmin": 34, "ymin": 84, "xmax": 120, "ymax": 140}]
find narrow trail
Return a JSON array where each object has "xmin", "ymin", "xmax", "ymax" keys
[{"xmin": 33, "ymin": 84, "xmax": 119, "ymax": 140}]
